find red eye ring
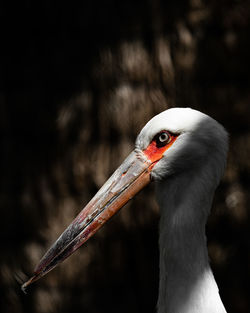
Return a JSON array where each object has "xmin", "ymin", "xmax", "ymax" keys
[{"xmin": 143, "ymin": 131, "xmax": 178, "ymax": 164}]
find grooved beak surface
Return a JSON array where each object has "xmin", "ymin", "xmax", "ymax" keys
[{"xmin": 22, "ymin": 149, "xmax": 155, "ymax": 290}]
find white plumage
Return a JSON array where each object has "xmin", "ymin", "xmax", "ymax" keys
[
  {"xmin": 23, "ymin": 107, "xmax": 228, "ymax": 313},
  {"xmin": 137, "ymin": 108, "xmax": 228, "ymax": 313}
]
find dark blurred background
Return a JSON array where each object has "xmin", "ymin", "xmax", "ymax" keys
[{"xmin": 1, "ymin": 0, "xmax": 250, "ymax": 312}]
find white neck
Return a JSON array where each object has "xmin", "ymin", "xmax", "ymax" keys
[{"xmin": 156, "ymin": 168, "xmax": 226, "ymax": 313}]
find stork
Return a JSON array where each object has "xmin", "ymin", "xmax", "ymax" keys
[{"xmin": 22, "ymin": 108, "xmax": 228, "ymax": 313}]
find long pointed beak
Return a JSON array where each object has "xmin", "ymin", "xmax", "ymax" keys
[{"xmin": 22, "ymin": 149, "xmax": 155, "ymax": 290}]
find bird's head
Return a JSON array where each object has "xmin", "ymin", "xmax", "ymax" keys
[
  {"xmin": 22, "ymin": 108, "xmax": 228, "ymax": 290},
  {"xmin": 136, "ymin": 107, "xmax": 228, "ymax": 183}
]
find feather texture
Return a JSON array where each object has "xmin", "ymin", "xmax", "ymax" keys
[{"xmin": 136, "ymin": 108, "xmax": 228, "ymax": 313}]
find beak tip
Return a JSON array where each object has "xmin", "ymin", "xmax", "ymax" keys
[
  {"xmin": 21, "ymin": 283, "xmax": 28, "ymax": 294},
  {"xmin": 21, "ymin": 274, "xmax": 38, "ymax": 293}
]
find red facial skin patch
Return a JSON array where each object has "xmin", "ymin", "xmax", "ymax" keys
[{"xmin": 143, "ymin": 133, "xmax": 178, "ymax": 164}]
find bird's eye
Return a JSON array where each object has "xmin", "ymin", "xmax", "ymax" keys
[{"xmin": 155, "ymin": 131, "xmax": 171, "ymax": 147}]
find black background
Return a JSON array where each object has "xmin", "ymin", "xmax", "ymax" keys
[{"xmin": 1, "ymin": 1, "xmax": 249, "ymax": 312}]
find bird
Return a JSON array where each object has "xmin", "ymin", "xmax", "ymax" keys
[{"xmin": 22, "ymin": 107, "xmax": 228, "ymax": 313}]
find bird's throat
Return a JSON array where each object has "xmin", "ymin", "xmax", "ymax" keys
[{"xmin": 156, "ymin": 173, "xmax": 226, "ymax": 313}]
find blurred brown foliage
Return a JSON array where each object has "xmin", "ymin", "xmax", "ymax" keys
[{"xmin": 1, "ymin": 0, "xmax": 250, "ymax": 312}]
